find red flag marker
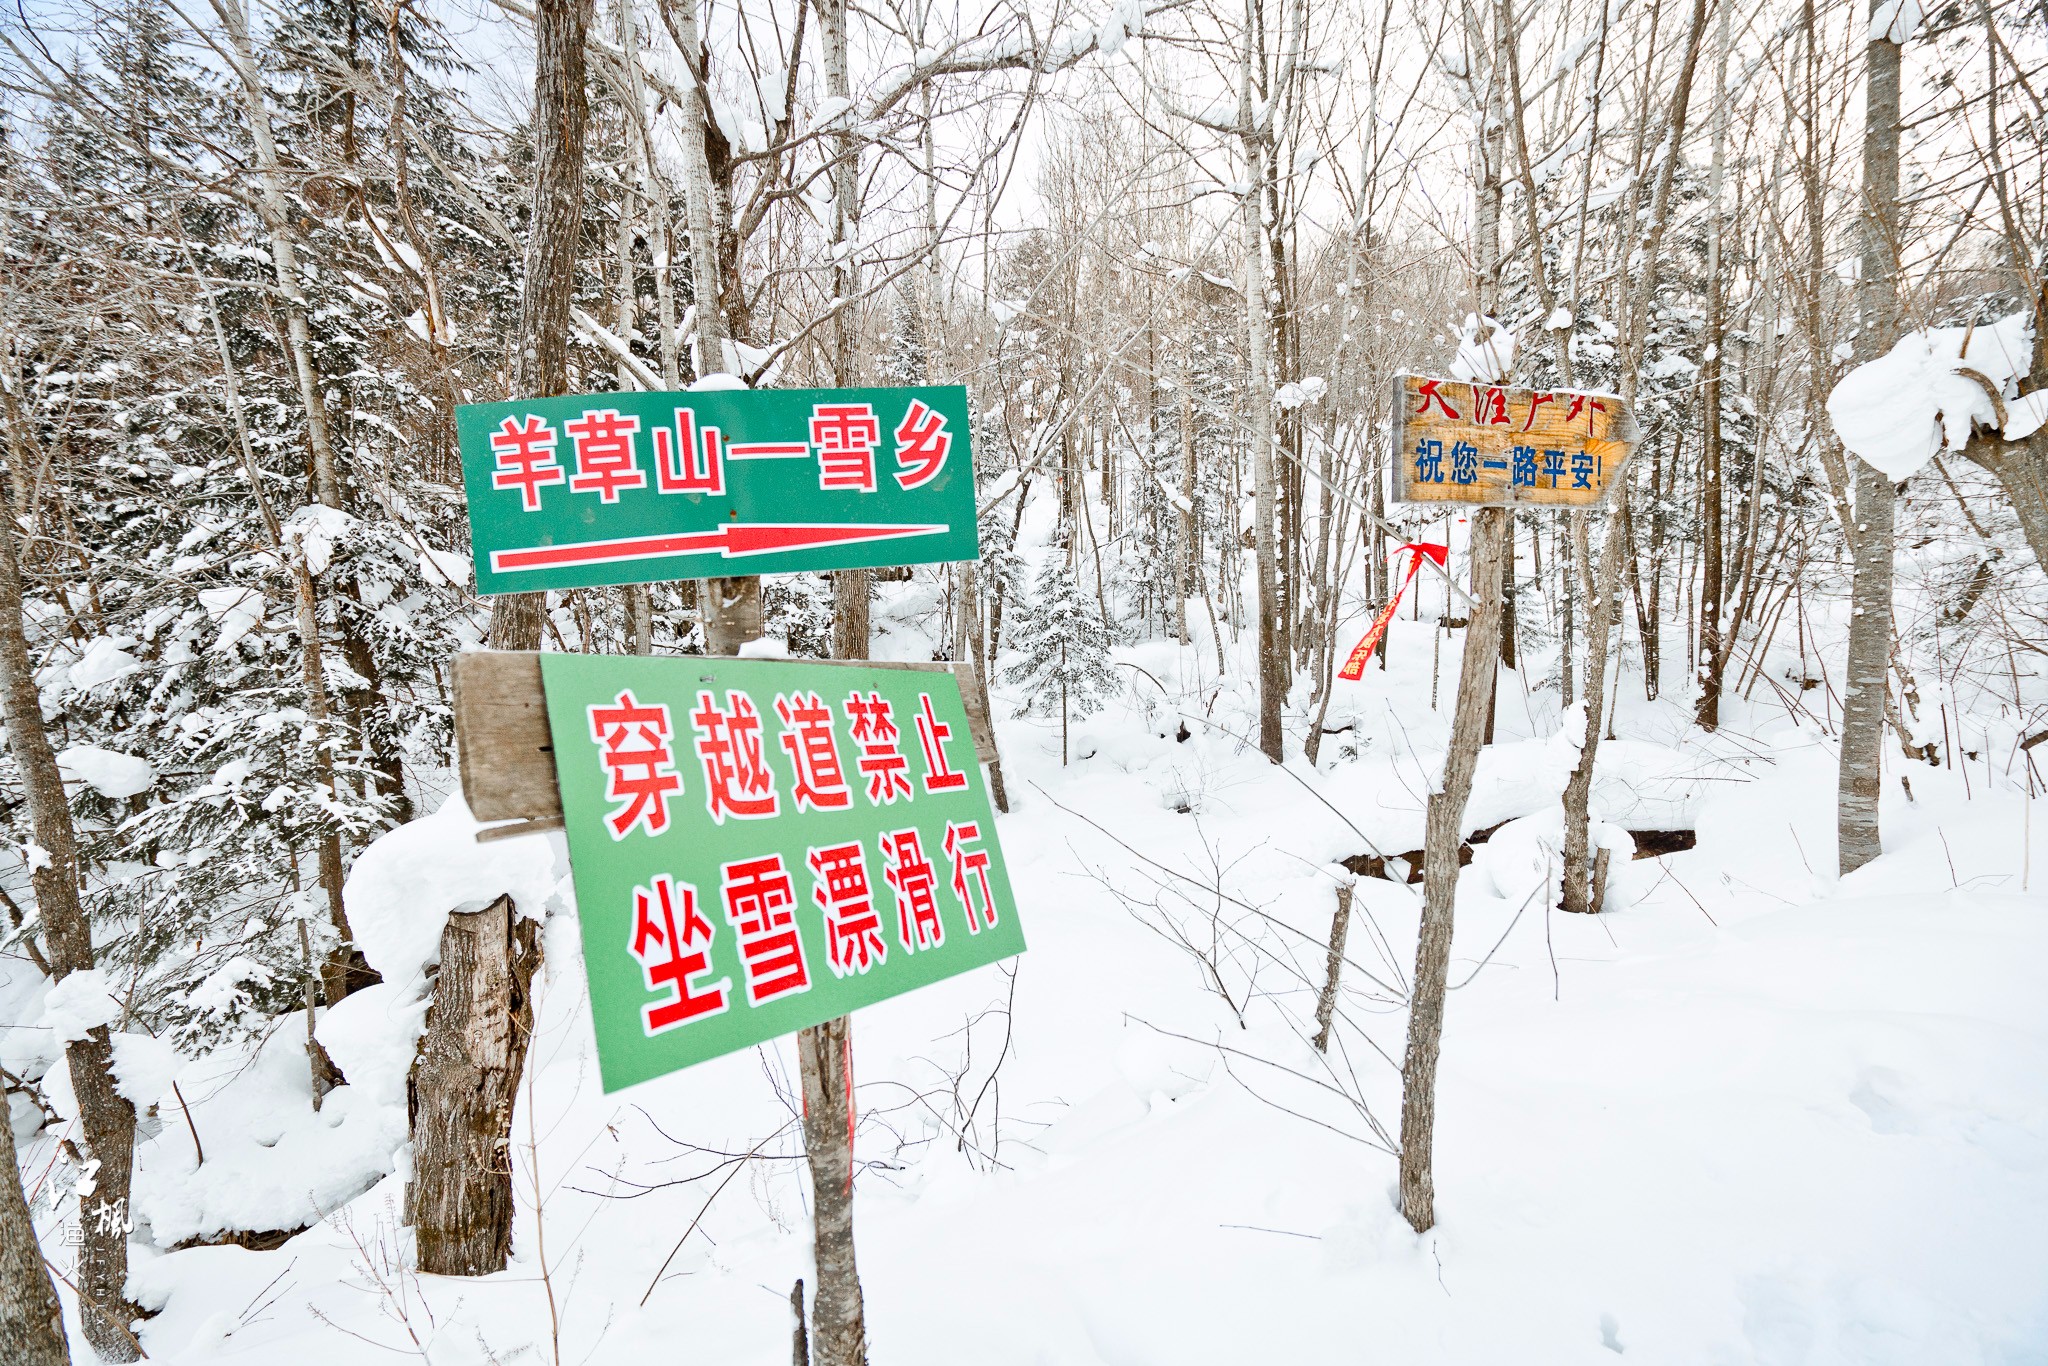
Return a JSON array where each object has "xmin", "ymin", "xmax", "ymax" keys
[{"xmin": 1337, "ymin": 542, "xmax": 1448, "ymax": 681}]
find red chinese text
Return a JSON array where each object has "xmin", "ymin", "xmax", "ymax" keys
[
  {"xmin": 721, "ymin": 854, "xmax": 810, "ymax": 1005},
  {"xmin": 629, "ymin": 875, "xmax": 728, "ymax": 1034},
  {"xmin": 810, "ymin": 403, "xmax": 882, "ymax": 492},
  {"xmin": 914, "ymin": 693, "xmax": 970, "ymax": 793},
  {"xmin": 1414, "ymin": 379, "xmax": 1462, "ymax": 420},
  {"xmin": 1470, "ymin": 385, "xmax": 1511, "ymax": 426},
  {"xmin": 945, "ymin": 820, "xmax": 999, "ymax": 935},
  {"xmin": 892, "ymin": 400, "xmax": 952, "ymax": 489},
  {"xmin": 881, "ymin": 828, "xmax": 944, "ymax": 952},
  {"xmin": 588, "ymin": 690, "xmax": 684, "ymax": 839},
  {"xmin": 564, "ymin": 408, "xmax": 646, "ymax": 502},
  {"xmin": 653, "ymin": 408, "xmax": 725, "ymax": 496},
  {"xmin": 691, "ymin": 690, "xmax": 779, "ymax": 823},
  {"xmin": 809, "ymin": 841, "xmax": 887, "ymax": 978},
  {"xmin": 845, "ymin": 690, "xmax": 913, "ymax": 805},
  {"xmin": 776, "ymin": 690, "xmax": 852, "ymax": 811},
  {"xmin": 491, "ymin": 415, "xmax": 565, "ymax": 511}
]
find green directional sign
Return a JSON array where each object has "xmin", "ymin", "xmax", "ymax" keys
[
  {"xmin": 457, "ymin": 385, "xmax": 979, "ymax": 595},
  {"xmin": 540, "ymin": 653, "xmax": 1025, "ymax": 1092}
]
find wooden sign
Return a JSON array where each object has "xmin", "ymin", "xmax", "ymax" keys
[{"xmin": 1389, "ymin": 373, "xmax": 1636, "ymax": 507}]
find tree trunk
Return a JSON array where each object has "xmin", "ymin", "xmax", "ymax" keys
[
  {"xmin": 656, "ymin": 0, "xmax": 732, "ymax": 378},
  {"xmin": 1695, "ymin": 0, "xmax": 1731, "ymax": 730},
  {"xmin": 1241, "ymin": 122, "xmax": 1284, "ymax": 761},
  {"xmin": 1963, "ymin": 436, "xmax": 2048, "ymax": 575},
  {"xmin": 489, "ymin": 0, "xmax": 593, "ymax": 653},
  {"xmin": 1500, "ymin": 515, "xmax": 1517, "ymax": 669},
  {"xmin": 796, "ymin": 1018, "xmax": 866, "ymax": 1366},
  {"xmin": 218, "ymin": 0, "xmax": 391, "ymax": 989},
  {"xmin": 0, "ymin": 501, "xmax": 139, "ymax": 1360},
  {"xmin": 1397, "ymin": 506, "xmax": 1505, "ymax": 1234},
  {"xmin": 290, "ymin": 546, "xmax": 372, "ymax": 1006},
  {"xmin": 1556, "ymin": 520, "xmax": 1573, "ymax": 702},
  {"xmin": 706, "ymin": 576, "xmax": 764, "ymax": 655},
  {"xmin": 819, "ymin": 0, "xmax": 870, "ymax": 663},
  {"xmin": 1561, "ymin": 503, "xmax": 1627, "ymax": 913},
  {"xmin": 406, "ymin": 896, "xmax": 542, "ymax": 1276},
  {"xmin": 0, "ymin": 1092, "xmax": 68, "ymax": 1366},
  {"xmin": 1645, "ymin": 432, "xmax": 1669, "ymax": 700},
  {"xmin": 1838, "ymin": 0, "xmax": 1904, "ymax": 876}
]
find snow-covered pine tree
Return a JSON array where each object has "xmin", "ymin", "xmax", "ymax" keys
[
  {"xmin": 878, "ymin": 290, "xmax": 929, "ymax": 385},
  {"xmin": 1003, "ymin": 558, "xmax": 1119, "ymax": 764}
]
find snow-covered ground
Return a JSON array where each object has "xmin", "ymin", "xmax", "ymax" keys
[{"xmin": 11, "ymin": 523, "xmax": 2047, "ymax": 1364}]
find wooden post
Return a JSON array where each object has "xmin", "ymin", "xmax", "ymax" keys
[
  {"xmin": 790, "ymin": 1279, "xmax": 810, "ymax": 1366},
  {"xmin": 795, "ymin": 1017, "xmax": 866, "ymax": 1365},
  {"xmin": 406, "ymin": 894, "xmax": 542, "ymax": 1275},
  {"xmin": 704, "ymin": 574, "xmax": 764, "ymax": 656},
  {"xmin": 1397, "ymin": 505, "xmax": 1506, "ymax": 1234}
]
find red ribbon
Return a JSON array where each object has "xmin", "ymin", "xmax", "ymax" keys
[
  {"xmin": 844, "ymin": 1027, "xmax": 856, "ymax": 1194},
  {"xmin": 1337, "ymin": 542, "xmax": 1447, "ymax": 681}
]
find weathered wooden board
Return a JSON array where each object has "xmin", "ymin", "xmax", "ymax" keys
[
  {"xmin": 453, "ymin": 650, "xmax": 558, "ymax": 825},
  {"xmin": 1389, "ymin": 373, "xmax": 1637, "ymax": 508},
  {"xmin": 452, "ymin": 650, "xmax": 990, "ymax": 832}
]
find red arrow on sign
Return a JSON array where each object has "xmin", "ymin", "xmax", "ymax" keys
[{"xmin": 489, "ymin": 521, "xmax": 950, "ymax": 574}]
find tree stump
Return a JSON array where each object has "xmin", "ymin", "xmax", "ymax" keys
[{"xmin": 406, "ymin": 895, "xmax": 542, "ymax": 1276}]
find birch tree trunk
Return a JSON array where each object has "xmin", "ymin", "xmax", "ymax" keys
[
  {"xmin": 652, "ymin": 0, "xmax": 759, "ymax": 655},
  {"xmin": 1241, "ymin": 116, "xmax": 1284, "ymax": 762},
  {"xmin": 821, "ymin": 0, "xmax": 870, "ymax": 660},
  {"xmin": 1837, "ymin": 0, "xmax": 1904, "ymax": 875},
  {"xmin": 1311, "ymin": 880, "xmax": 1354, "ymax": 1054},
  {"xmin": 489, "ymin": 0, "xmax": 593, "ymax": 654},
  {"xmin": 0, "ymin": 1091, "xmax": 68, "ymax": 1366},
  {"xmin": 609, "ymin": 33, "xmax": 656, "ymax": 656},
  {"xmin": 1397, "ymin": 506, "xmax": 1506, "ymax": 1233},
  {"xmin": 656, "ymin": 0, "xmax": 732, "ymax": 380},
  {"xmin": 0, "ymin": 502, "xmax": 140, "ymax": 1361}
]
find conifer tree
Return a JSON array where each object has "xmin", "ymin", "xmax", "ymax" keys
[{"xmin": 1004, "ymin": 558, "xmax": 1119, "ymax": 764}]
